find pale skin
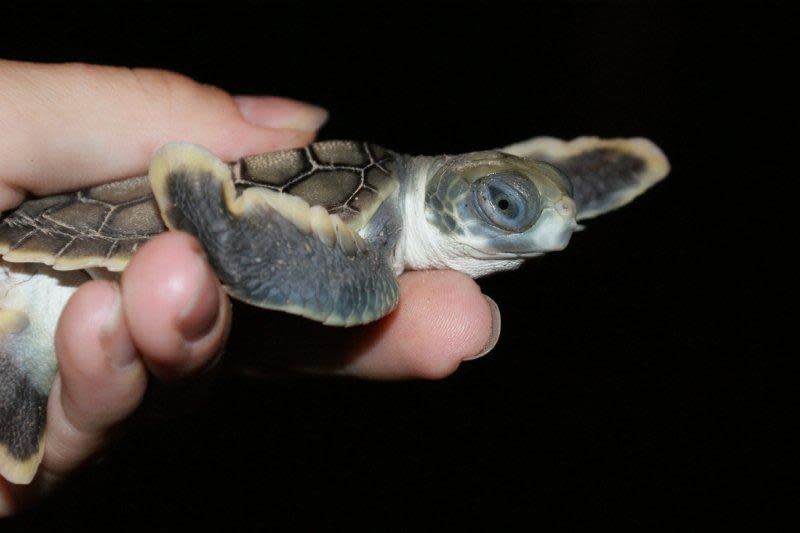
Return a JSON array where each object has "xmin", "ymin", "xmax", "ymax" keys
[{"xmin": 0, "ymin": 60, "xmax": 499, "ymax": 515}]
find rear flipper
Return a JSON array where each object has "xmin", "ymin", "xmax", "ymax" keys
[
  {"xmin": 502, "ymin": 136, "xmax": 670, "ymax": 220},
  {"xmin": 0, "ymin": 264, "xmax": 84, "ymax": 484}
]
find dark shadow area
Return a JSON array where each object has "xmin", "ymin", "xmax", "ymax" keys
[{"xmin": 0, "ymin": 0, "xmax": 790, "ymax": 526}]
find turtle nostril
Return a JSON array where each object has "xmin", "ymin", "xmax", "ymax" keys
[{"xmin": 556, "ymin": 197, "xmax": 576, "ymax": 220}]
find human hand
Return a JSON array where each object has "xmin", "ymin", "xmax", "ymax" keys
[{"xmin": 0, "ymin": 60, "xmax": 500, "ymax": 515}]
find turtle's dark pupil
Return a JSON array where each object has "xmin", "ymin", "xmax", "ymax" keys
[{"xmin": 471, "ymin": 173, "xmax": 541, "ymax": 232}]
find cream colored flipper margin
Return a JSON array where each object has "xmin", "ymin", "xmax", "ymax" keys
[{"xmin": 502, "ymin": 136, "xmax": 670, "ymax": 220}]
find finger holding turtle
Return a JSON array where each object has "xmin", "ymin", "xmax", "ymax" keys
[
  {"xmin": 0, "ymin": 62, "xmax": 500, "ymax": 514},
  {"xmin": 0, "ymin": 58, "xmax": 670, "ymax": 512}
]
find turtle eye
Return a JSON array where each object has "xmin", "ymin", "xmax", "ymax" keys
[{"xmin": 471, "ymin": 173, "xmax": 540, "ymax": 232}]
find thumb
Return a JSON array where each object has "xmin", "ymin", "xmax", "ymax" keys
[{"xmin": 0, "ymin": 60, "xmax": 328, "ymax": 209}]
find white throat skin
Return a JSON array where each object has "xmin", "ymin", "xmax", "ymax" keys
[{"xmin": 394, "ymin": 156, "xmax": 524, "ymax": 278}]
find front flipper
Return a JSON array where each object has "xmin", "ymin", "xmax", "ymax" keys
[
  {"xmin": 149, "ymin": 143, "xmax": 399, "ymax": 327},
  {"xmin": 502, "ymin": 136, "xmax": 670, "ymax": 220}
]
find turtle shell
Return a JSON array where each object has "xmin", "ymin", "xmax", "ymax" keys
[{"xmin": 0, "ymin": 141, "xmax": 398, "ymax": 272}]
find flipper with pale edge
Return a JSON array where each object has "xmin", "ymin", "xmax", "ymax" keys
[
  {"xmin": 0, "ymin": 310, "xmax": 47, "ymax": 485},
  {"xmin": 149, "ymin": 143, "xmax": 399, "ymax": 326},
  {"xmin": 0, "ymin": 265, "xmax": 84, "ymax": 484},
  {"xmin": 502, "ymin": 136, "xmax": 670, "ymax": 220}
]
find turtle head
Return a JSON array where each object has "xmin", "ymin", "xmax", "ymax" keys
[{"xmin": 418, "ymin": 151, "xmax": 578, "ymax": 275}]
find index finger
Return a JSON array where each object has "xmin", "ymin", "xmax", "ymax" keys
[
  {"xmin": 271, "ymin": 270, "xmax": 501, "ymax": 380},
  {"xmin": 0, "ymin": 61, "xmax": 327, "ymax": 209}
]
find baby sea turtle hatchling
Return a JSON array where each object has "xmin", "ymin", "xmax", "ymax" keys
[{"xmin": 0, "ymin": 135, "xmax": 669, "ymax": 483}]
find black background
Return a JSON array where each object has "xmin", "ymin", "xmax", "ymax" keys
[{"xmin": 1, "ymin": 0, "xmax": 792, "ymax": 527}]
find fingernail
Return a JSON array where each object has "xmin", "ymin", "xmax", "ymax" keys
[
  {"xmin": 100, "ymin": 284, "xmax": 136, "ymax": 368},
  {"xmin": 234, "ymin": 95, "xmax": 329, "ymax": 132},
  {"xmin": 176, "ymin": 254, "xmax": 221, "ymax": 342},
  {"xmin": 464, "ymin": 295, "xmax": 502, "ymax": 361}
]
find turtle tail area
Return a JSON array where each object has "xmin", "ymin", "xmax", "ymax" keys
[{"xmin": 0, "ymin": 263, "xmax": 84, "ymax": 484}]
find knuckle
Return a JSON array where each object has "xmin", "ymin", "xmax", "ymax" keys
[
  {"xmin": 59, "ymin": 61, "xmax": 112, "ymax": 80},
  {"xmin": 129, "ymin": 67, "xmax": 193, "ymax": 95},
  {"xmin": 128, "ymin": 67, "xmax": 230, "ymax": 107}
]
